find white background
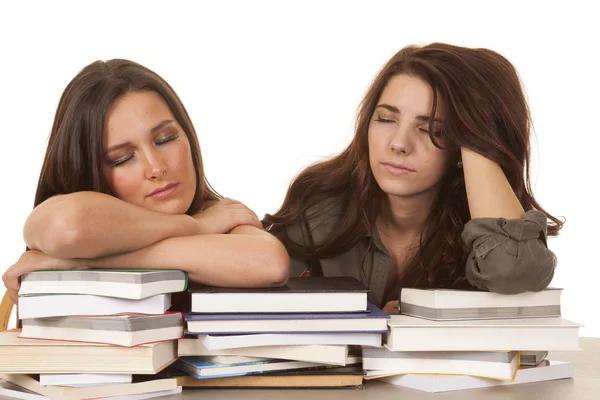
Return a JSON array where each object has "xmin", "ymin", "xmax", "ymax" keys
[{"xmin": 0, "ymin": 1, "xmax": 598, "ymax": 336}]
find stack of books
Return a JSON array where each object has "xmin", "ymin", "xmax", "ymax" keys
[
  {"xmin": 173, "ymin": 277, "xmax": 389, "ymax": 388},
  {"xmin": 0, "ymin": 269, "xmax": 189, "ymax": 399},
  {"xmin": 362, "ymin": 287, "xmax": 581, "ymax": 392}
]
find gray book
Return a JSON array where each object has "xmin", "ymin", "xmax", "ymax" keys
[
  {"xmin": 20, "ymin": 313, "xmax": 184, "ymax": 347},
  {"xmin": 399, "ymin": 288, "xmax": 562, "ymax": 321},
  {"xmin": 19, "ymin": 269, "xmax": 187, "ymax": 300}
]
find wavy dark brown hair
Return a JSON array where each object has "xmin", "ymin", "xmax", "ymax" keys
[
  {"xmin": 264, "ymin": 42, "xmax": 563, "ymax": 290},
  {"xmin": 34, "ymin": 59, "xmax": 220, "ymax": 212}
]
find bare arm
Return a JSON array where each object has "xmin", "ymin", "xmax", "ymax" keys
[
  {"xmin": 86, "ymin": 225, "xmax": 290, "ymax": 287},
  {"xmin": 461, "ymin": 147, "xmax": 525, "ymax": 219},
  {"xmin": 24, "ymin": 192, "xmax": 199, "ymax": 259}
]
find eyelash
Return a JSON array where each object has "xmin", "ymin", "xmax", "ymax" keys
[{"xmin": 111, "ymin": 134, "xmax": 179, "ymax": 167}]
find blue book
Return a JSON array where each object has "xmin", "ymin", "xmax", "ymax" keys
[
  {"xmin": 175, "ymin": 357, "xmax": 326, "ymax": 379},
  {"xmin": 184, "ymin": 302, "xmax": 389, "ymax": 334}
]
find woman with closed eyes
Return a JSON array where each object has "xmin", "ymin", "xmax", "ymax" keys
[
  {"xmin": 264, "ymin": 43, "xmax": 563, "ymax": 313},
  {"xmin": 3, "ymin": 59, "xmax": 290, "ymax": 305}
]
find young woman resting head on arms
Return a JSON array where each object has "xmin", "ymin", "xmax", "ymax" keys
[
  {"xmin": 264, "ymin": 42, "xmax": 562, "ymax": 313},
  {"xmin": 3, "ymin": 59, "xmax": 290, "ymax": 304}
]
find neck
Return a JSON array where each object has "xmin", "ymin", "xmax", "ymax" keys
[{"xmin": 377, "ymin": 190, "xmax": 439, "ymax": 238}]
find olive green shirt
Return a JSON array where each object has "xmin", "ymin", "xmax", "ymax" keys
[{"xmin": 281, "ymin": 204, "xmax": 556, "ymax": 308}]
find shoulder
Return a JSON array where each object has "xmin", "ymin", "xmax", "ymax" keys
[{"xmin": 278, "ymin": 195, "xmax": 345, "ymax": 246}]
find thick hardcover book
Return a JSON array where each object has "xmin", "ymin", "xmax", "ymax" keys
[
  {"xmin": 19, "ymin": 269, "xmax": 188, "ymax": 300},
  {"xmin": 188, "ymin": 277, "xmax": 368, "ymax": 313},
  {"xmin": 399, "ymin": 287, "xmax": 562, "ymax": 321},
  {"xmin": 20, "ymin": 312, "xmax": 184, "ymax": 347}
]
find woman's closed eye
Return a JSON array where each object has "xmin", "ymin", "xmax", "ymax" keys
[
  {"xmin": 374, "ymin": 116, "xmax": 395, "ymax": 123},
  {"xmin": 111, "ymin": 153, "xmax": 134, "ymax": 167},
  {"xmin": 155, "ymin": 133, "xmax": 179, "ymax": 145}
]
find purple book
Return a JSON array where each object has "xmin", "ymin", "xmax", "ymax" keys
[{"xmin": 184, "ymin": 302, "xmax": 389, "ymax": 335}]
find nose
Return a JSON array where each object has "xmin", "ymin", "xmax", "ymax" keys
[
  {"xmin": 389, "ymin": 121, "xmax": 414, "ymax": 154},
  {"xmin": 142, "ymin": 150, "xmax": 167, "ymax": 180}
]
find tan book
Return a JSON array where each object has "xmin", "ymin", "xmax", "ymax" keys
[
  {"xmin": 170, "ymin": 366, "xmax": 364, "ymax": 388},
  {"xmin": 0, "ymin": 330, "xmax": 176, "ymax": 374},
  {"xmin": 0, "ymin": 374, "xmax": 177, "ymax": 400}
]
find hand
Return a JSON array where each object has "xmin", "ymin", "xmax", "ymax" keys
[
  {"xmin": 193, "ymin": 198, "xmax": 263, "ymax": 235},
  {"xmin": 2, "ymin": 250, "xmax": 87, "ymax": 305},
  {"xmin": 382, "ymin": 300, "xmax": 400, "ymax": 315}
]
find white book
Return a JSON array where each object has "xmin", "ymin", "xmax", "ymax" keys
[
  {"xmin": 363, "ymin": 348, "xmax": 519, "ymax": 381},
  {"xmin": 386, "ymin": 315, "xmax": 581, "ymax": 351},
  {"xmin": 179, "ymin": 338, "xmax": 349, "ymax": 365},
  {"xmin": 399, "ymin": 288, "xmax": 562, "ymax": 321},
  {"xmin": 200, "ymin": 332, "xmax": 382, "ymax": 350},
  {"xmin": 20, "ymin": 313, "xmax": 183, "ymax": 347},
  {"xmin": 381, "ymin": 360, "xmax": 573, "ymax": 392},
  {"xmin": 19, "ymin": 270, "xmax": 187, "ymax": 300},
  {"xmin": 18, "ymin": 294, "xmax": 171, "ymax": 319},
  {"xmin": 39, "ymin": 374, "xmax": 132, "ymax": 387}
]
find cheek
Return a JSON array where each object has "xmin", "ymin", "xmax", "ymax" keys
[
  {"xmin": 103, "ymin": 167, "xmax": 140, "ymax": 200},
  {"xmin": 422, "ymin": 149, "xmax": 450, "ymax": 179}
]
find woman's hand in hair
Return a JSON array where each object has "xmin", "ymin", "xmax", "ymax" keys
[
  {"xmin": 193, "ymin": 198, "xmax": 263, "ymax": 235},
  {"xmin": 2, "ymin": 250, "xmax": 88, "ymax": 305}
]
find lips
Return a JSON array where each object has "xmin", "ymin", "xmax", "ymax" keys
[
  {"xmin": 147, "ymin": 183, "xmax": 179, "ymax": 198},
  {"xmin": 381, "ymin": 162, "xmax": 415, "ymax": 172}
]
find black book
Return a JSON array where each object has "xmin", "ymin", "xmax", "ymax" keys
[{"xmin": 188, "ymin": 277, "xmax": 368, "ymax": 314}]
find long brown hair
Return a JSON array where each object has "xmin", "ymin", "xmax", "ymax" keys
[
  {"xmin": 264, "ymin": 43, "xmax": 563, "ymax": 289},
  {"xmin": 34, "ymin": 59, "xmax": 220, "ymax": 212}
]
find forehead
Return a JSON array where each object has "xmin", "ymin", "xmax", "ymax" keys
[
  {"xmin": 104, "ymin": 91, "xmax": 175, "ymax": 139},
  {"xmin": 379, "ymin": 74, "xmax": 443, "ymax": 117}
]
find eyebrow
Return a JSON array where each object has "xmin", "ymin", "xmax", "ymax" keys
[
  {"xmin": 375, "ymin": 104, "xmax": 444, "ymax": 123},
  {"xmin": 104, "ymin": 119, "xmax": 175, "ymax": 154}
]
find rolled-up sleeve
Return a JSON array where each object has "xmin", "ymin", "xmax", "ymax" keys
[{"xmin": 462, "ymin": 210, "xmax": 557, "ymax": 294}]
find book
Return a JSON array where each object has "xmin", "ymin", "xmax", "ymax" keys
[
  {"xmin": 189, "ymin": 277, "xmax": 368, "ymax": 313},
  {"xmin": 178, "ymin": 338, "xmax": 350, "ymax": 365},
  {"xmin": 167, "ymin": 366, "xmax": 364, "ymax": 388},
  {"xmin": 175, "ymin": 356, "xmax": 326, "ymax": 379},
  {"xmin": 19, "ymin": 269, "xmax": 187, "ymax": 300},
  {"xmin": 0, "ymin": 380, "xmax": 47, "ymax": 400},
  {"xmin": 362, "ymin": 348, "xmax": 519, "ymax": 381},
  {"xmin": 185, "ymin": 302, "xmax": 388, "ymax": 334},
  {"xmin": 0, "ymin": 374, "xmax": 178, "ymax": 400},
  {"xmin": 20, "ymin": 313, "xmax": 184, "ymax": 347},
  {"xmin": 381, "ymin": 360, "xmax": 573, "ymax": 392},
  {"xmin": 39, "ymin": 374, "xmax": 132, "ymax": 387},
  {"xmin": 385, "ymin": 315, "xmax": 581, "ymax": 351},
  {"xmin": 200, "ymin": 332, "xmax": 382, "ymax": 350},
  {"xmin": 399, "ymin": 287, "xmax": 562, "ymax": 321},
  {"xmin": 520, "ymin": 350, "xmax": 548, "ymax": 366},
  {"xmin": 0, "ymin": 330, "xmax": 176, "ymax": 374},
  {"xmin": 18, "ymin": 294, "xmax": 171, "ymax": 319}
]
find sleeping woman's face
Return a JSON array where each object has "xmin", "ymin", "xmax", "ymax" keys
[
  {"xmin": 102, "ymin": 91, "xmax": 197, "ymax": 214},
  {"xmin": 368, "ymin": 74, "xmax": 451, "ymax": 201}
]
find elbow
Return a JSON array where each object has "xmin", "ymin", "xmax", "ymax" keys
[
  {"xmin": 469, "ymin": 255, "xmax": 556, "ymax": 295},
  {"xmin": 24, "ymin": 197, "xmax": 89, "ymax": 258},
  {"xmin": 263, "ymin": 240, "xmax": 291, "ymax": 287}
]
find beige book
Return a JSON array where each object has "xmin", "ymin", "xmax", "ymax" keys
[
  {"xmin": 0, "ymin": 374, "xmax": 177, "ymax": 400},
  {"xmin": 178, "ymin": 338, "xmax": 349, "ymax": 365},
  {"xmin": 0, "ymin": 330, "xmax": 176, "ymax": 374}
]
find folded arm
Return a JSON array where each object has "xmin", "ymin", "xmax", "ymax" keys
[
  {"xmin": 87, "ymin": 224, "xmax": 290, "ymax": 287},
  {"xmin": 23, "ymin": 192, "xmax": 199, "ymax": 259}
]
